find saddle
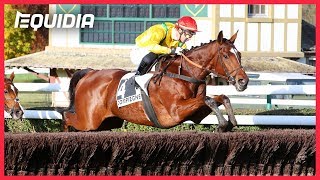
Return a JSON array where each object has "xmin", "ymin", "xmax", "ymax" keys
[{"xmin": 116, "ymin": 73, "xmax": 163, "ymax": 128}]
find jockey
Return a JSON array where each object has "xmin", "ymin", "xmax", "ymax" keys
[{"xmin": 130, "ymin": 16, "xmax": 199, "ymax": 75}]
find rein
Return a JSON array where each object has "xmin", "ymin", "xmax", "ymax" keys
[
  {"xmin": 180, "ymin": 53, "xmax": 229, "ymax": 79},
  {"xmin": 153, "ymin": 41, "xmax": 243, "ymax": 85},
  {"xmin": 180, "ymin": 45, "xmax": 243, "ymax": 84},
  {"xmin": 153, "ymin": 56, "xmax": 205, "ymax": 85},
  {"xmin": 163, "ymin": 72, "xmax": 205, "ymax": 84}
]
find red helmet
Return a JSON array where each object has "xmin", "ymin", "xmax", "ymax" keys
[{"xmin": 176, "ymin": 16, "xmax": 199, "ymax": 32}]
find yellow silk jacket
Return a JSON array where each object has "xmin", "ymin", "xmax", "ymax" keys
[{"xmin": 135, "ymin": 22, "xmax": 187, "ymax": 54}]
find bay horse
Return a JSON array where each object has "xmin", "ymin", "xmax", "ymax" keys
[
  {"xmin": 63, "ymin": 31, "xmax": 249, "ymax": 132},
  {"xmin": 4, "ymin": 72, "xmax": 24, "ymax": 120}
]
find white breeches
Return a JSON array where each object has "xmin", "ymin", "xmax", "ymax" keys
[{"xmin": 130, "ymin": 46, "xmax": 150, "ymax": 67}]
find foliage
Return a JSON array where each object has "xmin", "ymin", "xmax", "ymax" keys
[
  {"xmin": 5, "ymin": 119, "xmax": 62, "ymax": 133},
  {"xmin": 4, "ymin": 5, "xmax": 48, "ymax": 60},
  {"xmin": 4, "ymin": 5, "xmax": 35, "ymax": 59}
]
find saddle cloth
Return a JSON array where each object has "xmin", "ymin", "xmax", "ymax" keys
[{"xmin": 116, "ymin": 73, "xmax": 153, "ymax": 108}]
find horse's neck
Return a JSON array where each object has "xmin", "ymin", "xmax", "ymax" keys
[
  {"xmin": 181, "ymin": 43, "xmax": 218, "ymax": 80},
  {"xmin": 158, "ymin": 42, "xmax": 219, "ymax": 81}
]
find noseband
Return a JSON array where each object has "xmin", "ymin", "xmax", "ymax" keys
[
  {"xmin": 181, "ymin": 42, "xmax": 243, "ymax": 84},
  {"xmin": 216, "ymin": 43, "xmax": 243, "ymax": 84}
]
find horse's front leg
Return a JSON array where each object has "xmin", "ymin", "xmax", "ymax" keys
[
  {"xmin": 212, "ymin": 94, "xmax": 237, "ymax": 127},
  {"xmin": 204, "ymin": 96, "xmax": 232, "ymax": 132}
]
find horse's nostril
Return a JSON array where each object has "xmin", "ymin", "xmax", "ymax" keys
[
  {"xmin": 16, "ymin": 110, "xmax": 23, "ymax": 116},
  {"xmin": 238, "ymin": 79, "xmax": 246, "ymax": 86}
]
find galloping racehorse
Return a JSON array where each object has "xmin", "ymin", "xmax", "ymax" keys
[
  {"xmin": 4, "ymin": 72, "xmax": 24, "ymax": 120},
  {"xmin": 63, "ymin": 31, "xmax": 249, "ymax": 132}
]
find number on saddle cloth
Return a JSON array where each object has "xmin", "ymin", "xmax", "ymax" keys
[
  {"xmin": 116, "ymin": 73, "xmax": 142, "ymax": 108},
  {"xmin": 116, "ymin": 73, "xmax": 154, "ymax": 108}
]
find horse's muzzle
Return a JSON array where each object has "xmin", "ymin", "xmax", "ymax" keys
[
  {"xmin": 10, "ymin": 109, "xmax": 24, "ymax": 120},
  {"xmin": 235, "ymin": 78, "xmax": 248, "ymax": 92}
]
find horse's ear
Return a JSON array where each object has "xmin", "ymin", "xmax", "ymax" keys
[
  {"xmin": 217, "ymin": 31, "xmax": 223, "ymax": 44},
  {"xmin": 10, "ymin": 72, "xmax": 15, "ymax": 81},
  {"xmin": 229, "ymin": 30, "xmax": 239, "ymax": 44}
]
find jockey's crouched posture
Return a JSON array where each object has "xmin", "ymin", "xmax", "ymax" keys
[{"xmin": 130, "ymin": 16, "xmax": 199, "ymax": 76}]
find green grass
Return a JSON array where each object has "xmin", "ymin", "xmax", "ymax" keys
[
  {"xmin": 12, "ymin": 73, "xmax": 52, "ymax": 109},
  {"xmin": 13, "ymin": 74, "xmax": 48, "ymax": 83},
  {"xmin": 18, "ymin": 92, "xmax": 52, "ymax": 109},
  {"xmin": 5, "ymin": 119, "xmax": 62, "ymax": 133}
]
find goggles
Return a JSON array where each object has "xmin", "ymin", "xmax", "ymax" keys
[{"xmin": 182, "ymin": 29, "xmax": 196, "ymax": 38}]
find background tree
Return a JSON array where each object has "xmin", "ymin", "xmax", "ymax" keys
[{"xmin": 4, "ymin": 4, "xmax": 48, "ymax": 60}]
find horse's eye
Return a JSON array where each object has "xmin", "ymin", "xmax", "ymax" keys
[
  {"xmin": 223, "ymin": 54, "xmax": 229, "ymax": 59},
  {"xmin": 4, "ymin": 90, "xmax": 8, "ymax": 94}
]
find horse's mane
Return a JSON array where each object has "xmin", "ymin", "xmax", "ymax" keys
[
  {"xmin": 182, "ymin": 39, "xmax": 217, "ymax": 55},
  {"xmin": 158, "ymin": 38, "xmax": 234, "ymax": 65},
  {"xmin": 160, "ymin": 39, "xmax": 218, "ymax": 62}
]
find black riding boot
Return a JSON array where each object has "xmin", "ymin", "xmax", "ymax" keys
[
  {"xmin": 135, "ymin": 61, "xmax": 149, "ymax": 75},
  {"xmin": 135, "ymin": 52, "xmax": 158, "ymax": 75}
]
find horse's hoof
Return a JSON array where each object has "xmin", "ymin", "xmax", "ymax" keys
[
  {"xmin": 62, "ymin": 125, "xmax": 69, "ymax": 132},
  {"xmin": 216, "ymin": 121, "xmax": 235, "ymax": 133},
  {"xmin": 215, "ymin": 126, "xmax": 226, "ymax": 133},
  {"xmin": 224, "ymin": 121, "xmax": 234, "ymax": 132}
]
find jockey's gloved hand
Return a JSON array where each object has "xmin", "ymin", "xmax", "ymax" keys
[{"xmin": 170, "ymin": 47, "xmax": 183, "ymax": 55}]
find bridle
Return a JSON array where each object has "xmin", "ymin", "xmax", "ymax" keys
[{"xmin": 180, "ymin": 41, "xmax": 243, "ymax": 84}]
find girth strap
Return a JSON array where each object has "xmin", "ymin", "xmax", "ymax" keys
[
  {"xmin": 140, "ymin": 89, "xmax": 164, "ymax": 129},
  {"xmin": 164, "ymin": 72, "xmax": 205, "ymax": 84}
]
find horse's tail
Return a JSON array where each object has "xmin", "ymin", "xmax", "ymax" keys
[{"xmin": 68, "ymin": 68, "xmax": 93, "ymax": 112}]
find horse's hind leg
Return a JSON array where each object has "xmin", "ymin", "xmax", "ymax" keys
[
  {"xmin": 205, "ymin": 96, "xmax": 231, "ymax": 132},
  {"xmin": 62, "ymin": 111, "xmax": 77, "ymax": 132}
]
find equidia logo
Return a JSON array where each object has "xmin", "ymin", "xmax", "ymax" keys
[{"xmin": 14, "ymin": 11, "xmax": 95, "ymax": 31}]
